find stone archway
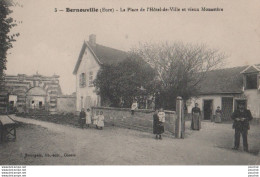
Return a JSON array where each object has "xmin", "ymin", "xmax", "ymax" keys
[
  {"xmin": 2, "ymin": 74, "xmax": 61, "ymax": 114},
  {"xmin": 26, "ymin": 87, "xmax": 48, "ymax": 110}
]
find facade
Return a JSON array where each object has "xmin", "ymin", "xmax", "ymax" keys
[
  {"xmin": 0, "ymin": 73, "xmax": 62, "ymax": 114},
  {"xmin": 187, "ymin": 64, "xmax": 260, "ymax": 121},
  {"xmin": 73, "ymin": 34, "xmax": 128, "ymax": 112}
]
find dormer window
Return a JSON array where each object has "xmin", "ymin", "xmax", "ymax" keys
[
  {"xmin": 79, "ymin": 73, "xmax": 86, "ymax": 88},
  {"xmin": 245, "ymin": 73, "xmax": 257, "ymax": 89}
]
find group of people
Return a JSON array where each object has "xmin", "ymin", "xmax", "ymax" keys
[
  {"xmin": 79, "ymin": 108, "xmax": 104, "ymax": 130},
  {"xmin": 80, "ymin": 101, "xmax": 253, "ymax": 152},
  {"xmin": 190, "ymin": 103, "xmax": 223, "ymax": 131},
  {"xmin": 191, "ymin": 102, "xmax": 253, "ymax": 152}
]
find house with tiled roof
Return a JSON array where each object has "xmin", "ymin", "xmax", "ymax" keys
[
  {"xmin": 73, "ymin": 34, "xmax": 128, "ymax": 111},
  {"xmin": 186, "ymin": 64, "xmax": 260, "ymax": 121}
]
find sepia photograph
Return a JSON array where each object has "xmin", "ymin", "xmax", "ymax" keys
[{"xmin": 0, "ymin": 0, "xmax": 260, "ymax": 171}]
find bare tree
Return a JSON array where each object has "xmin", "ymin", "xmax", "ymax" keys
[{"xmin": 132, "ymin": 42, "xmax": 226, "ymax": 109}]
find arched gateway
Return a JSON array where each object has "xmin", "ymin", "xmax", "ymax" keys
[{"xmin": 1, "ymin": 73, "xmax": 62, "ymax": 114}]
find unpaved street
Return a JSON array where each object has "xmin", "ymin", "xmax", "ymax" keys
[{"xmin": 0, "ymin": 115, "xmax": 259, "ymax": 165}]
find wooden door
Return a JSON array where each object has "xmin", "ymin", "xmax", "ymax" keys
[{"xmin": 221, "ymin": 97, "xmax": 233, "ymax": 121}]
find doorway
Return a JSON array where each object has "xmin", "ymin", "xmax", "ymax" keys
[
  {"xmin": 221, "ymin": 97, "xmax": 233, "ymax": 121},
  {"xmin": 203, "ymin": 100, "xmax": 213, "ymax": 120}
]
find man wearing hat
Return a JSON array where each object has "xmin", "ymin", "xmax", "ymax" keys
[{"xmin": 231, "ymin": 102, "xmax": 253, "ymax": 152}]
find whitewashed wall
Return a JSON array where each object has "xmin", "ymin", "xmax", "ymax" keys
[
  {"xmin": 244, "ymin": 90, "xmax": 260, "ymax": 118},
  {"xmin": 187, "ymin": 95, "xmax": 221, "ymax": 115},
  {"xmin": 76, "ymin": 46, "xmax": 101, "ymax": 112}
]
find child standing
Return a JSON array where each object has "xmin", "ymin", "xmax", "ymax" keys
[
  {"xmin": 85, "ymin": 108, "xmax": 92, "ymax": 127},
  {"xmin": 97, "ymin": 111, "xmax": 104, "ymax": 130},
  {"xmin": 92, "ymin": 111, "xmax": 99, "ymax": 129}
]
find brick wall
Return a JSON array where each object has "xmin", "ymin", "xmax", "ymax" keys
[{"xmin": 92, "ymin": 107, "xmax": 176, "ymax": 136}]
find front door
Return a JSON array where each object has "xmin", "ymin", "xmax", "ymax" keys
[
  {"xmin": 203, "ymin": 100, "xmax": 213, "ymax": 120},
  {"xmin": 221, "ymin": 97, "xmax": 233, "ymax": 121}
]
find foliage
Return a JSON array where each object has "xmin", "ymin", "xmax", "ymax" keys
[
  {"xmin": 94, "ymin": 54, "xmax": 157, "ymax": 108},
  {"xmin": 132, "ymin": 42, "xmax": 226, "ymax": 110},
  {"xmin": 0, "ymin": 0, "xmax": 20, "ymax": 90}
]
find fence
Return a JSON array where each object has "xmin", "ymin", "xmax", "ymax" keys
[{"xmin": 92, "ymin": 107, "xmax": 176, "ymax": 136}]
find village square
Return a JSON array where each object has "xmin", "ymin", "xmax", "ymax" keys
[
  {"xmin": 0, "ymin": 34, "xmax": 260, "ymax": 165},
  {"xmin": 0, "ymin": 0, "xmax": 260, "ymax": 166}
]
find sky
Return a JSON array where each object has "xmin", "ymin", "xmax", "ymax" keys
[{"xmin": 6, "ymin": 0, "xmax": 260, "ymax": 94}]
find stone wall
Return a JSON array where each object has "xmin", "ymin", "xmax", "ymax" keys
[
  {"xmin": 57, "ymin": 95, "xmax": 76, "ymax": 113},
  {"xmin": 92, "ymin": 107, "xmax": 176, "ymax": 135}
]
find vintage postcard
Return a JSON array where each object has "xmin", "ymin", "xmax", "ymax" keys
[{"xmin": 0, "ymin": 0, "xmax": 260, "ymax": 173}]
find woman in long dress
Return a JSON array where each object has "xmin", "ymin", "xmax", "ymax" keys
[
  {"xmin": 191, "ymin": 103, "xmax": 201, "ymax": 130},
  {"xmin": 97, "ymin": 111, "xmax": 104, "ymax": 130},
  {"xmin": 153, "ymin": 108, "xmax": 165, "ymax": 140},
  {"xmin": 79, "ymin": 108, "xmax": 86, "ymax": 129},
  {"xmin": 85, "ymin": 108, "xmax": 92, "ymax": 127},
  {"xmin": 215, "ymin": 106, "xmax": 222, "ymax": 123}
]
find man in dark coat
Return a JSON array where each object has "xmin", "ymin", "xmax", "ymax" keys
[{"xmin": 231, "ymin": 102, "xmax": 253, "ymax": 152}]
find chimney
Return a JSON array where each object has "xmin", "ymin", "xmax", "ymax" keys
[{"xmin": 89, "ymin": 34, "xmax": 96, "ymax": 46}]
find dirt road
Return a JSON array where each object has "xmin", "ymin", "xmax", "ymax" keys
[{"xmin": 0, "ymin": 115, "xmax": 259, "ymax": 165}]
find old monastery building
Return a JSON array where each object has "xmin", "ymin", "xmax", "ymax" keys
[
  {"xmin": 187, "ymin": 64, "xmax": 260, "ymax": 121},
  {"xmin": 73, "ymin": 34, "xmax": 128, "ymax": 112},
  {"xmin": 0, "ymin": 73, "xmax": 62, "ymax": 114}
]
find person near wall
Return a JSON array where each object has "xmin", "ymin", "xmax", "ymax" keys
[
  {"xmin": 79, "ymin": 108, "xmax": 86, "ymax": 129},
  {"xmin": 215, "ymin": 106, "xmax": 222, "ymax": 123},
  {"xmin": 92, "ymin": 110, "xmax": 99, "ymax": 129},
  {"xmin": 231, "ymin": 102, "xmax": 253, "ymax": 152},
  {"xmin": 191, "ymin": 103, "xmax": 201, "ymax": 130},
  {"xmin": 153, "ymin": 108, "xmax": 165, "ymax": 140},
  {"xmin": 85, "ymin": 108, "xmax": 92, "ymax": 127},
  {"xmin": 131, "ymin": 100, "xmax": 138, "ymax": 115},
  {"xmin": 97, "ymin": 111, "xmax": 105, "ymax": 130}
]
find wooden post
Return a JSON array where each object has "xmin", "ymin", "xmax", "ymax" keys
[
  {"xmin": 175, "ymin": 96, "xmax": 184, "ymax": 138},
  {"xmin": 181, "ymin": 101, "xmax": 185, "ymax": 139}
]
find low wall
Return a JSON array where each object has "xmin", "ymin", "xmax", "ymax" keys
[
  {"xmin": 57, "ymin": 95, "xmax": 76, "ymax": 113},
  {"xmin": 92, "ymin": 107, "xmax": 176, "ymax": 136}
]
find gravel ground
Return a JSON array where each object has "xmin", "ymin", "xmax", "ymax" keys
[{"xmin": 0, "ymin": 115, "xmax": 259, "ymax": 165}]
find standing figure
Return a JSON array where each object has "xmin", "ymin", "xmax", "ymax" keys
[
  {"xmin": 97, "ymin": 111, "xmax": 105, "ymax": 130},
  {"xmin": 215, "ymin": 106, "xmax": 222, "ymax": 123},
  {"xmin": 79, "ymin": 108, "xmax": 86, "ymax": 129},
  {"xmin": 231, "ymin": 102, "xmax": 253, "ymax": 152},
  {"xmin": 85, "ymin": 108, "xmax": 92, "ymax": 127},
  {"xmin": 153, "ymin": 108, "xmax": 165, "ymax": 140},
  {"xmin": 131, "ymin": 100, "xmax": 138, "ymax": 115},
  {"xmin": 92, "ymin": 110, "xmax": 99, "ymax": 129},
  {"xmin": 191, "ymin": 103, "xmax": 201, "ymax": 130}
]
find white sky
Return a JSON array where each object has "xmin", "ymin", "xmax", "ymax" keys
[{"xmin": 6, "ymin": 0, "xmax": 260, "ymax": 94}]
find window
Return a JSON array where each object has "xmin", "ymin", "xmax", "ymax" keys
[
  {"xmin": 245, "ymin": 74, "xmax": 257, "ymax": 89},
  {"xmin": 89, "ymin": 71, "xmax": 94, "ymax": 87},
  {"xmin": 79, "ymin": 73, "xmax": 86, "ymax": 88}
]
